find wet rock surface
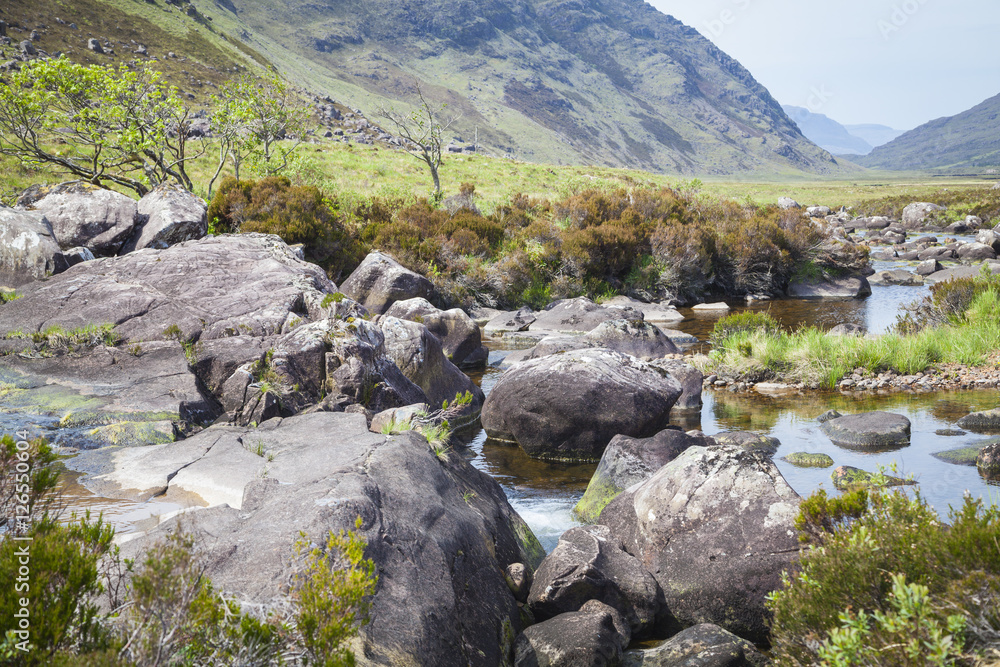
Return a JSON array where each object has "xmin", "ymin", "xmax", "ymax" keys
[{"xmin": 820, "ymin": 411, "xmax": 911, "ymax": 449}]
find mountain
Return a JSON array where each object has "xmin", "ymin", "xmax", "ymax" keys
[
  {"xmin": 782, "ymin": 105, "xmax": 872, "ymax": 155},
  {"xmin": 854, "ymin": 92, "xmax": 1000, "ymax": 171},
  {"xmin": 844, "ymin": 124, "xmax": 905, "ymax": 149},
  {"xmin": 8, "ymin": 0, "xmax": 843, "ymax": 176}
]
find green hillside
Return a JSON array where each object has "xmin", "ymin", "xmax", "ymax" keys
[{"xmin": 853, "ymin": 92, "xmax": 1000, "ymax": 171}]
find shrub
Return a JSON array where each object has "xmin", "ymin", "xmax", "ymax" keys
[
  {"xmin": 768, "ymin": 487, "xmax": 1000, "ymax": 664},
  {"xmin": 710, "ymin": 311, "xmax": 783, "ymax": 349}
]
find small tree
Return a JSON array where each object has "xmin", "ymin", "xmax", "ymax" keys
[
  {"xmin": 208, "ymin": 74, "xmax": 308, "ymax": 195},
  {"xmin": 377, "ymin": 83, "xmax": 459, "ymax": 198},
  {"xmin": 0, "ymin": 57, "xmax": 201, "ymax": 196}
]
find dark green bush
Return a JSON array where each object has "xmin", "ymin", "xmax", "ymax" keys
[{"xmin": 208, "ymin": 176, "xmax": 366, "ymax": 281}]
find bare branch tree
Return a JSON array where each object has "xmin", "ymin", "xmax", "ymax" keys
[{"xmin": 376, "ymin": 83, "xmax": 459, "ymax": 198}]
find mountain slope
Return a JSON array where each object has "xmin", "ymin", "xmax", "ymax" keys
[
  {"xmin": 782, "ymin": 105, "xmax": 872, "ymax": 155},
  {"xmin": 844, "ymin": 123, "xmax": 904, "ymax": 149},
  {"xmin": 854, "ymin": 92, "xmax": 1000, "ymax": 170},
  {"xmin": 196, "ymin": 0, "xmax": 840, "ymax": 175}
]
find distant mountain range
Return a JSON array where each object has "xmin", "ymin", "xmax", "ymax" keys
[
  {"xmin": 781, "ymin": 106, "xmax": 903, "ymax": 156},
  {"xmin": 852, "ymin": 92, "xmax": 1000, "ymax": 171}
]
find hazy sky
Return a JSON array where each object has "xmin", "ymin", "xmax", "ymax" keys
[{"xmin": 646, "ymin": 0, "xmax": 1000, "ymax": 131}]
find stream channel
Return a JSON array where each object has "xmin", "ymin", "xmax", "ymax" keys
[{"xmin": 4, "ymin": 256, "xmax": 998, "ymax": 553}]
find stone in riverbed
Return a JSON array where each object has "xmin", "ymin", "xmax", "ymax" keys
[
  {"xmin": 916, "ymin": 258, "xmax": 943, "ymax": 276},
  {"xmin": 831, "ymin": 465, "xmax": 915, "ymax": 490},
  {"xmin": 599, "ymin": 445, "xmax": 801, "ymax": 644},
  {"xmin": 787, "ymin": 275, "xmax": 872, "ymax": 299},
  {"xmin": 711, "ymin": 431, "xmax": 781, "ymax": 457},
  {"xmin": 529, "ymin": 296, "xmax": 643, "ymax": 335},
  {"xmin": 652, "ymin": 359, "xmax": 703, "ymax": 411},
  {"xmin": 932, "ymin": 439, "xmax": 999, "ymax": 466},
  {"xmin": 978, "ymin": 443, "xmax": 1000, "ymax": 478},
  {"xmin": 783, "ymin": 452, "xmax": 834, "ymax": 468},
  {"xmin": 902, "ymin": 202, "xmax": 946, "ymax": 228},
  {"xmin": 484, "ymin": 307, "xmax": 535, "ymax": 335},
  {"xmin": 820, "ymin": 411, "xmax": 910, "ymax": 449},
  {"xmin": 692, "ymin": 302, "xmax": 730, "ymax": 311},
  {"xmin": 869, "ymin": 269, "xmax": 923, "ymax": 286},
  {"xmin": 828, "ymin": 325, "xmax": 864, "ymax": 338},
  {"xmin": 515, "ymin": 600, "xmax": 629, "ymax": 667},
  {"xmin": 623, "ymin": 623, "xmax": 767, "ymax": 667},
  {"xmin": 957, "ymin": 407, "xmax": 1000, "ymax": 433},
  {"xmin": 481, "ymin": 348, "xmax": 682, "ymax": 461},
  {"xmin": 602, "ymin": 295, "xmax": 684, "ymax": 325},
  {"xmin": 573, "ymin": 428, "xmax": 715, "ymax": 523},
  {"xmin": 583, "ymin": 318, "xmax": 680, "ymax": 360},
  {"xmin": 384, "ymin": 297, "xmax": 488, "ymax": 368},
  {"xmin": 527, "ymin": 524, "xmax": 668, "ymax": 636}
]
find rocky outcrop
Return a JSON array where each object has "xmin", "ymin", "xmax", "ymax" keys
[
  {"xmin": 600, "ymin": 445, "xmax": 801, "ymax": 644},
  {"xmin": 623, "ymin": 623, "xmax": 767, "ymax": 667},
  {"xmin": 121, "ymin": 183, "xmax": 207, "ymax": 253},
  {"xmin": 482, "ymin": 348, "xmax": 683, "ymax": 461},
  {"xmin": 16, "ymin": 181, "xmax": 137, "ymax": 255},
  {"xmin": 527, "ymin": 525, "xmax": 667, "ymax": 636},
  {"xmin": 0, "ymin": 207, "xmax": 62, "ymax": 287},
  {"xmin": 515, "ymin": 600, "xmax": 628, "ymax": 667},
  {"xmin": 820, "ymin": 411, "xmax": 911, "ymax": 449},
  {"xmin": 340, "ymin": 250, "xmax": 434, "ymax": 314},
  {"xmin": 379, "ymin": 316, "xmax": 485, "ymax": 413},
  {"xmin": 107, "ymin": 413, "xmax": 544, "ymax": 667},
  {"xmin": 574, "ymin": 428, "xmax": 714, "ymax": 523},
  {"xmin": 384, "ymin": 297, "xmax": 488, "ymax": 368}
]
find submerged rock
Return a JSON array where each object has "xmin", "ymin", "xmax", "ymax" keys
[
  {"xmin": 600, "ymin": 445, "xmax": 801, "ymax": 644},
  {"xmin": 481, "ymin": 348, "xmax": 682, "ymax": 461},
  {"xmin": 820, "ymin": 411, "xmax": 911, "ymax": 449},
  {"xmin": 831, "ymin": 465, "xmax": 915, "ymax": 490},
  {"xmin": 783, "ymin": 452, "xmax": 834, "ymax": 468},
  {"xmin": 623, "ymin": 623, "xmax": 767, "ymax": 667},
  {"xmin": 932, "ymin": 440, "xmax": 998, "ymax": 467}
]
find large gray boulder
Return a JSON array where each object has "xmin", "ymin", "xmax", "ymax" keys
[
  {"xmin": 16, "ymin": 181, "xmax": 137, "ymax": 255},
  {"xmin": 600, "ymin": 445, "xmax": 801, "ymax": 644},
  {"xmin": 379, "ymin": 315, "xmax": 485, "ymax": 413},
  {"xmin": 0, "ymin": 234, "xmax": 336, "ymax": 344},
  {"xmin": 515, "ymin": 600, "xmax": 629, "ymax": 667},
  {"xmin": 529, "ymin": 297, "xmax": 643, "ymax": 335},
  {"xmin": 574, "ymin": 428, "xmax": 715, "ymax": 523},
  {"xmin": 340, "ymin": 250, "xmax": 433, "ymax": 314},
  {"xmin": 482, "ymin": 348, "xmax": 683, "ymax": 461},
  {"xmin": 105, "ymin": 413, "xmax": 544, "ymax": 667},
  {"xmin": 623, "ymin": 624, "xmax": 767, "ymax": 667},
  {"xmin": 820, "ymin": 411, "xmax": 911, "ymax": 449},
  {"xmin": 0, "ymin": 207, "xmax": 62, "ymax": 287},
  {"xmin": 651, "ymin": 359, "xmax": 702, "ymax": 412},
  {"xmin": 384, "ymin": 297, "xmax": 488, "ymax": 368},
  {"xmin": 528, "ymin": 525, "xmax": 667, "ymax": 636},
  {"xmin": 583, "ymin": 319, "xmax": 680, "ymax": 360},
  {"xmin": 976, "ymin": 229, "xmax": 1000, "ymax": 253},
  {"xmin": 957, "ymin": 242, "xmax": 997, "ymax": 261},
  {"xmin": 902, "ymin": 202, "xmax": 946, "ymax": 228},
  {"xmin": 121, "ymin": 183, "xmax": 207, "ymax": 253},
  {"xmin": 787, "ymin": 275, "xmax": 871, "ymax": 299}
]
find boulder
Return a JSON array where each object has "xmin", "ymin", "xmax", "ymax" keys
[
  {"xmin": 806, "ymin": 205, "xmax": 831, "ymax": 218},
  {"xmin": 869, "ymin": 269, "xmax": 923, "ymax": 286},
  {"xmin": 957, "ymin": 407, "xmax": 1000, "ymax": 433},
  {"xmin": 0, "ymin": 234, "xmax": 336, "ymax": 344},
  {"xmin": 0, "ymin": 207, "xmax": 62, "ymax": 287},
  {"xmin": 915, "ymin": 259, "xmax": 942, "ymax": 276},
  {"xmin": 602, "ymin": 296, "xmax": 684, "ymax": 326},
  {"xmin": 482, "ymin": 348, "xmax": 682, "ymax": 461},
  {"xmin": 651, "ymin": 359, "xmax": 702, "ymax": 412},
  {"xmin": 661, "ymin": 329, "xmax": 698, "ymax": 347},
  {"xmin": 106, "ymin": 413, "xmax": 543, "ymax": 667},
  {"xmin": 583, "ymin": 319, "xmax": 680, "ymax": 360},
  {"xmin": 339, "ymin": 250, "xmax": 433, "ymax": 314},
  {"xmin": 692, "ymin": 302, "xmax": 730, "ymax": 312},
  {"xmin": 831, "ymin": 466, "xmax": 915, "ymax": 490},
  {"xmin": 529, "ymin": 297, "xmax": 643, "ymax": 335},
  {"xmin": 976, "ymin": 229, "xmax": 1000, "ymax": 253},
  {"xmin": 978, "ymin": 443, "xmax": 1000, "ymax": 478},
  {"xmin": 528, "ymin": 525, "xmax": 667, "ymax": 636},
  {"xmin": 865, "ymin": 216, "xmax": 891, "ymax": 229},
  {"xmin": 515, "ymin": 600, "xmax": 628, "ymax": 667},
  {"xmin": 380, "ymin": 315, "xmax": 485, "ymax": 412},
  {"xmin": 777, "ymin": 197, "xmax": 800, "ymax": 210},
  {"xmin": 957, "ymin": 243, "xmax": 997, "ymax": 261},
  {"xmin": 574, "ymin": 428, "xmax": 714, "ymax": 523},
  {"xmin": 782, "ymin": 452, "xmax": 834, "ymax": 468},
  {"xmin": 370, "ymin": 403, "xmax": 431, "ymax": 434},
  {"xmin": 384, "ymin": 297, "xmax": 488, "ymax": 368},
  {"xmin": 600, "ymin": 445, "xmax": 801, "ymax": 644},
  {"xmin": 54, "ymin": 246, "xmax": 96, "ymax": 273},
  {"xmin": 121, "ymin": 183, "xmax": 207, "ymax": 253},
  {"xmin": 16, "ymin": 182, "xmax": 137, "ymax": 255},
  {"xmin": 623, "ymin": 623, "xmax": 767, "ymax": 667},
  {"xmin": 820, "ymin": 411, "xmax": 911, "ymax": 449},
  {"xmin": 711, "ymin": 431, "xmax": 781, "ymax": 457},
  {"xmin": 484, "ymin": 307, "xmax": 536, "ymax": 336},
  {"xmin": 813, "ymin": 237, "xmax": 870, "ymax": 273},
  {"xmin": 902, "ymin": 202, "xmax": 946, "ymax": 228},
  {"xmin": 787, "ymin": 275, "xmax": 871, "ymax": 299}
]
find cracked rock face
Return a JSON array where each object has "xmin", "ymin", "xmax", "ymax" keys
[
  {"xmin": 481, "ymin": 347, "xmax": 683, "ymax": 462},
  {"xmin": 106, "ymin": 412, "xmax": 543, "ymax": 667},
  {"xmin": 599, "ymin": 445, "xmax": 801, "ymax": 644}
]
